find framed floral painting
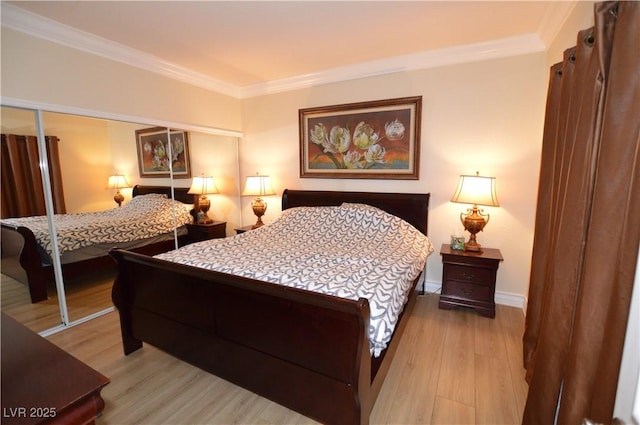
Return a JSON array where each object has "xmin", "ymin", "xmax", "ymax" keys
[
  {"xmin": 135, "ymin": 127, "xmax": 191, "ymax": 178},
  {"xmin": 299, "ymin": 96, "xmax": 421, "ymax": 179}
]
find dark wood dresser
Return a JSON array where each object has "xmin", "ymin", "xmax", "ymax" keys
[
  {"xmin": 438, "ymin": 244, "xmax": 503, "ymax": 318},
  {"xmin": 1, "ymin": 313, "xmax": 109, "ymax": 425}
]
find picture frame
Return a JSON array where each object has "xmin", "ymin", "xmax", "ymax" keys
[
  {"xmin": 299, "ymin": 96, "xmax": 421, "ymax": 179},
  {"xmin": 135, "ymin": 127, "xmax": 191, "ymax": 178}
]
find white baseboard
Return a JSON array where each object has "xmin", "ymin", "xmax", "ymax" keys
[{"xmin": 418, "ymin": 279, "xmax": 527, "ymax": 315}]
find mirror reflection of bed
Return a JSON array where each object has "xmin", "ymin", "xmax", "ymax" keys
[
  {"xmin": 0, "ymin": 186, "xmax": 193, "ymax": 333},
  {"xmin": 1, "ymin": 106, "xmax": 243, "ymax": 334},
  {"xmin": 1, "ymin": 109, "xmax": 127, "ymax": 330},
  {"xmin": 0, "ymin": 184, "xmax": 193, "ymax": 333}
]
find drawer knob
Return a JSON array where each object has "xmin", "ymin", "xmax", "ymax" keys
[
  {"xmin": 462, "ymin": 270, "xmax": 475, "ymax": 280},
  {"xmin": 461, "ymin": 286, "xmax": 474, "ymax": 296}
]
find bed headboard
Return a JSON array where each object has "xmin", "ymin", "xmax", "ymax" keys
[
  {"xmin": 281, "ymin": 189, "xmax": 430, "ymax": 235},
  {"xmin": 132, "ymin": 185, "xmax": 193, "ymax": 205}
]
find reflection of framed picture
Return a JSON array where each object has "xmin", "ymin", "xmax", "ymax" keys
[
  {"xmin": 299, "ymin": 96, "xmax": 421, "ymax": 179},
  {"xmin": 135, "ymin": 127, "xmax": 191, "ymax": 178}
]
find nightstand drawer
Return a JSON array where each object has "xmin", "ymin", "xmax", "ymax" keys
[
  {"xmin": 439, "ymin": 244, "xmax": 503, "ymax": 318},
  {"xmin": 186, "ymin": 222, "xmax": 226, "ymax": 244},
  {"xmin": 446, "ymin": 264, "xmax": 494, "ymax": 285},
  {"xmin": 444, "ymin": 280, "xmax": 493, "ymax": 302}
]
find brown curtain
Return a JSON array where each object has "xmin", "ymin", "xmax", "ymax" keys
[
  {"xmin": 1, "ymin": 134, "xmax": 66, "ymax": 218},
  {"xmin": 522, "ymin": 1, "xmax": 640, "ymax": 423}
]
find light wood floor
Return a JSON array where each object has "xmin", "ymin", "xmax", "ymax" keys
[
  {"xmin": 46, "ymin": 294, "xmax": 528, "ymax": 424},
  {"xmin": 1, "ymin": 271, "xmax": 115, "ymax": 333}
]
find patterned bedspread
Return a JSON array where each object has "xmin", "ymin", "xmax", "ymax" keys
[
  {"xmin": 1, "ymin": 194, "xmax": 192, "ymax": 257},
  {"xmin": 156, "ymin": 202, "xmax": 434, "ymax": 357}
]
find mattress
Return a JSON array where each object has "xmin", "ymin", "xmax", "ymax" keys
[
  {"xmin": 156, "ymin": 202, "xmax": 434, "ymax": 356},
  {"xmin": 1, "ymin": 193, "xmax": 192, "ymax": 262}
]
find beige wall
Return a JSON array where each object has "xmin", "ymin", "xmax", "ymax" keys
[
  {"xmin": 177, "ymin": 132, "xmax": 242, "ymax": 230},
  {"xmin": 3, "ymin": 22, "xmax": 555, "ymax": 305},
  {"xmin": 2, "ymin": 28, "xmax": 243, "ymax": 232},
  {"xmin": 48, "ymin": 115, "xmax": 242, "ymax": 229},
  {"xmin": 0, "ymin": 109, "xmax": 114, "ymax": 213},
  {"xmin": 1, "ymin": 28, "xmax": 242, "ymax": 132},
  {"xmin": 41, "ymin": 112, "xmax": 113, "ymax": 213},
  {"xmin": 546, "ymin": 1, "xmax": 596, "ymax": 67},
  {"xmin": 240, "ymin": 52, "xmax": 549, "ymax": 302}
]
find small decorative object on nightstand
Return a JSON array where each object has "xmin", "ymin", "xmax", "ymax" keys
[
  {"xmin": 439, "ymin": 243, "xmax": 503, "ymax": 318},
  {"xmin": 186, "ymin": 221, "xmax": 226, "ymax": 244}
]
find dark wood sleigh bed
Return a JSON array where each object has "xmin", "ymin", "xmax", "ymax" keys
[
  {"xmin": 0, "ymin": 185, "xmax": 194, "ymax": 303},
  {"xmin": 109, "ymin": 189, "xmax": 430, "ymax": 425}
]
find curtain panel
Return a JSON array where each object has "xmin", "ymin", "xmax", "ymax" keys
[
  {"xmin": 523, "ymin": 1, "xmax": 639, "ymax": 423},
  {"xmin": 1, "ymin": 134, "xmax": 66, "ymax": 218}
]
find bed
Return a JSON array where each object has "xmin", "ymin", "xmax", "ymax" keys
[
  {"xmin": 109, "ymin": 189, "xmax": 432, "ymax": 425},
  {"xmin": 0, "ymin": 185, "xmax": 194, "ymax": 303}
]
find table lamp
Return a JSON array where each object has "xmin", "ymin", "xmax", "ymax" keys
[
  {"xmin": 450, "ymin": 171, "xmax": 499, "ymax": 252},
  {"xmin": 242, "ymin": 174, "xmax": 275, "ymax": 228},
  {"xmin": 106, "ymin": 174, "xmax": 131, "ymax": 207},
  {"xmin": 188, "ymin": 175, "xmax": 218, "ymax": 224}
]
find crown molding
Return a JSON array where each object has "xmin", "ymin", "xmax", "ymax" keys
[
  {"xmin": 1, "ymin": 3, "xmax": 241, "ymax": 98},
  {"xmin": 537, "ymin": 1, "xmax": 579, "ymax": 48},
  {"xmin": 240, "ymin": 33, "xmax": 546, "ymax": 98},
  {"xmin": 3, "ymin": 2, "xmax": 548, "ymax": 100}
]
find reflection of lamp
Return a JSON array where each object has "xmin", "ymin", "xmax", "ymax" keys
[
  {"xmin": 242, "ymin": 174, "xmax": 275, "ymax": 228},
  {"xmin": 451, "ymin": 171, "xmax": 499, "ymax": 252},
  {"xmin": 106, "ymin": 174, "xmax": 131, "ymax": 207},
  {"xmin": 188, "ymin": 175, "xmax": 218, "ymax": 224}
]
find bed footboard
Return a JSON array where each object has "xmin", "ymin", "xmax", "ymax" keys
[
  {"xmin": 110, "ymin": 248, "xmax": 375, "ymax": 425},
  {"xmin": 1, "ymin": 224, "xmax": 50, "ymax": 303},
  {"xmin": 0, "ymin": 223, "xmax": 184, "ymax": 304}
]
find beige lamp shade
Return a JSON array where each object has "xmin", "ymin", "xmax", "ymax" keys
[
  {"xmin": 451, "ymin": 172, "xmax": 499, "ymax": 207},
  {"xmin": 242, "ymin": 175, "xmax": 275, "ymax": 196},
  {"xmin": 188, "ymin": 176, "xmax": 218, "ymax": 195},
  {"xmin": 106, "ymin": 174, "xmax": 131, "ymax": 190}
]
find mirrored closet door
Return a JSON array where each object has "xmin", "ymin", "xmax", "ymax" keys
[
  {"xmin": 1, "ymin": 106, "xmax": 63, "ymax": 333},
  {"xmin": 1, "ymin": 105, "xmax": 241, "ymax": 334}
]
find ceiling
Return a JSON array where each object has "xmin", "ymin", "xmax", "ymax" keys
[{"xmin": 3, "ymin": 1, "xmax": 575, "ymax": 98}]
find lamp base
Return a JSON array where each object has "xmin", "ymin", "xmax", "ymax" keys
[
  {"xmin": 460, "ymin": 204, "xmax": 489, "ymax": 253},
  {"xmin": 464, "ymin": 238, "xmax": 482, "ymax": 252},
  {"xmin": 251, "ymin": 197, "xmax": 267, "ymax": 228},
  {"xmin": 197, "ymin": 215, "xmax": 214, "ymax": 224},
  {"xmin": 195, "ymin": 195, "xmax": 213, "ymax": 224},
  {"xmin": 113, "ymin": 191, "xmax": 124, "ymax": 207}
]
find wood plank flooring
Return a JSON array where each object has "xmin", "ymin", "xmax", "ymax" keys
[
  {"xmin": 1, "ymin": 274, "xmax": 62, "ymax": 332},
  {"xmin": 45, "ymin": 294, "xmax": 528, "ymax": 424},
  {"xmin": 1, "ymin": 271, "xmax": 115, "ymax": 332}
]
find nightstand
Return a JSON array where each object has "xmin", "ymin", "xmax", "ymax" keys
[
  {"xmin": 234, "ymin": 225, "xmax": 256, "ymax": 235},
  {"xmin": 439, "ymin": 243, "xmax": 503, "ymax": 318},
  {"xmin": 186, "ymin": 221, "xmax": 226, "ymax": 243}
]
